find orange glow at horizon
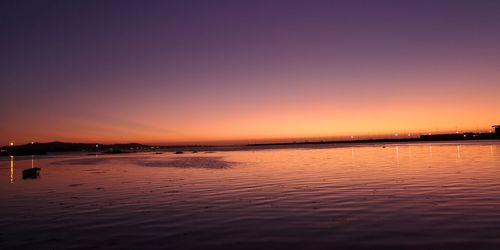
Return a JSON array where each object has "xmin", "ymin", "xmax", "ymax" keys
[{"xmin": 3, "ymin": 73, "xmax": 499, "ymax": 145}]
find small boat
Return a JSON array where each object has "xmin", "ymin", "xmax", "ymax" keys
[
  {"xmin": 22, "ymin": 168, "xmax": 41, "ymax": 179},
  {"xmin": 175, "ymin": 151, "xmax": 184, "ymax": 154}
]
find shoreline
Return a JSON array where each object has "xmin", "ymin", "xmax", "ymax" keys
[{"xmin": 2, "ymin": 137, "xmax": 500, "ymax": 157}]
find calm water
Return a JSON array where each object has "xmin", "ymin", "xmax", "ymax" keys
[{"xmin": 1, "ymin": 142, "xmax": 500, "ymax": 249}]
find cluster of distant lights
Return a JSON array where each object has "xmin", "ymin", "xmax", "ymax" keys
[
  {"xmin": 350, "ymin": 130, "xmax": 495, "ymax": 139},
  {"xmin": 10, "ymin": 142, "xmax": 35, "ymax": 146},
  {"xmin": 350, "ymin": 133, "xmax": 414, "ymax": 138}
]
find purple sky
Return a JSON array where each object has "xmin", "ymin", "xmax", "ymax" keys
[{"xmin": 1, "ymin": 0, "xmax": 500, "ymax": 144}]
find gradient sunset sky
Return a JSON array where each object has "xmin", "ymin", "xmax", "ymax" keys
[{"xmin": 1, "ymin": 0, "xmax": 499, "ymax": 145}]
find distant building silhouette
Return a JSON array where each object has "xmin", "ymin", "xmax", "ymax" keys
[
  {"xmin": 420, "ymin": 125, "xmax": 500, "ymax": 141},
  {"xmin": 420, "ymin": 133, "xmax": 469, "ymax": 141}
]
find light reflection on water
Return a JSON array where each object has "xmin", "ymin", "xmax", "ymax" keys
[
  {"xmin": 10, "ymin": 156, "xmax": 13, "ymax": 184},
  {"xmin": 1, "ymin": 141, "xmax": 500, "ymax": 249}
]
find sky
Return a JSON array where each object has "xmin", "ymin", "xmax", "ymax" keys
[{"xmin": 1, "ymin": 0, "xmax": 500, "ymax": 145}]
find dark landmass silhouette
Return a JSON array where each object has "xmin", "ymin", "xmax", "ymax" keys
[
  {"xmin": 101, "ymin": 149, "xmax": 133, "ymax": 154},
  {"xmin": 0, "ymin": 141, "xmax": 151, "ymax": 156},
  {"xmin": 247, "ymin": 129, "xmax": 500, "ymax": 147},
  {"xmin": 1, "ymin": 126, "xmax": 499, "ymax": 156}
]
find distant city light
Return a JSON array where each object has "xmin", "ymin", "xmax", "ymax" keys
[
  {"xmin": 31, "ymin": 142, "xmax": 34, "ymax": 144},
  {"xmin": 10, "ymin": 142, "xmax": 14, "ymax": 146},
  {"xmin": 96, "ymin": 144, "xmax": 99, "ymax": 148}
]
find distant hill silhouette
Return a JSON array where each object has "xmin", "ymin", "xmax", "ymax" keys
[{"xmin": 0, "ymin": 141, "xmax": 151, "ymax": 156}]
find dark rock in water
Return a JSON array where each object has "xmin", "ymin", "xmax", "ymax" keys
[
  {"xmin": 175, "ymin": 151, "xmax": 184, "ymax": 154},
  {"xmin": 22, "ymin": 168, "xmax": 41, "ymax": 179}
]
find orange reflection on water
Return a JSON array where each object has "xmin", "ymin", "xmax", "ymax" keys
[
  {"xmin": 1, "ymin": 142, "xmax": 500, "ymax": 249},
  {"xmin": 10, "ymin": 156, "xmax": 14, "ymax": 184}
]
